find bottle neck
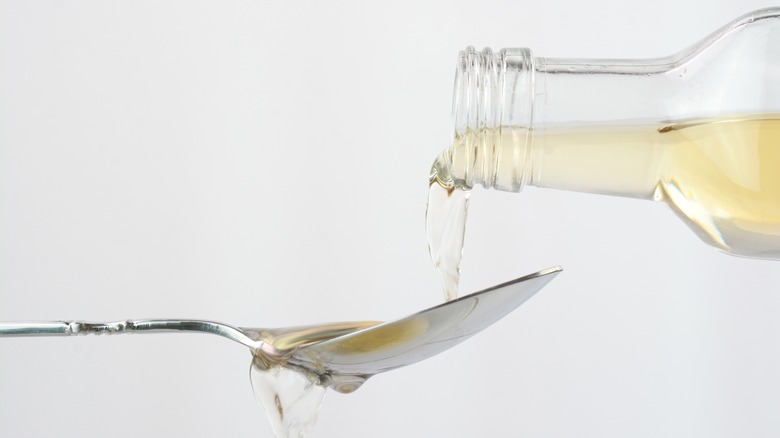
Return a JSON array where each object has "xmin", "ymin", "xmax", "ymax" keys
[
  {"xmin": 451, "ymin": 47, "xmax": 535, "ymax": 192},
  {"xmin": 451, "ymin": 47, "xmax": 674, "ymax": 196}
]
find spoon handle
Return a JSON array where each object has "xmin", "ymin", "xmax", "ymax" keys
[{"xmin": 0, "ymin": 319, "xmax": 263, "ymax": 351}]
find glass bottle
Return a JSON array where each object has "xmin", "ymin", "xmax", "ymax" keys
[{"xmin": 432, "ymin": 8, "xmax": 780, "ymax": 260}]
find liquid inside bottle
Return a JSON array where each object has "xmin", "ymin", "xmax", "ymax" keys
[
  {"xmin": 657, "ymin": 116, "xmax": 780, "ymax": 256},
  {"xmin": 530, "ymin": 114, "xmax": 780, "ymax": 258},
  {"xmin": 426, "ymin": 114, "xmax": 780, "ymax": 292}
]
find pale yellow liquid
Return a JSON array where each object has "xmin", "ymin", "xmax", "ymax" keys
[
  {"xmin": 534, "ymin": 116, "xmax": 780, "ymax": 257},
  {"xmin": 427, "ymin": 115, "xmax": 780, "ymax": 298}
]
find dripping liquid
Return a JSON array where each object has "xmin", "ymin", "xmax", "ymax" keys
[{"xmin": 250, "ymin": 361, "xmax": 326, "ymax": 438}]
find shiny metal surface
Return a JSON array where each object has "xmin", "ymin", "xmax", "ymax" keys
[
  {"xmin": 286, "ymin": 267, "xmax": 560, "ymax": 391},
  {"xmin": 0, "ymin": 319, "xmax": 275, "ymax": 355},
  {"xmin": 0, "ymin": 267, "xmax": 560, "ymax": 391}
]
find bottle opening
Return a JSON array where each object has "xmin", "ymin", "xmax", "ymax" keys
[{"xmin": 450, "ymin": 47, "xmax": 535, "ymax": 192}]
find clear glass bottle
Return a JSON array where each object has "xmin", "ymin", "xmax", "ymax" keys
[{"xmin": 434, "ymin": 8, "xmax": 780, "ymax": 259}]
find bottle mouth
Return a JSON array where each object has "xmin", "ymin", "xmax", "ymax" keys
[
  {"xmin": 452, "ymin": 47, "xmax": 494, "ymax": 138},
  {"xmin": 450, "ymin": 47, "xmax": 536, "ymax": 192},
  {"xmin": 452, "ymin": 47, "xmax": 535, "ymax": 134}
]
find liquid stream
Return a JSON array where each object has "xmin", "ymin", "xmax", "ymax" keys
[{"xmin": 425, "ymin": 170, "xmax": 470, "ymax": 301}]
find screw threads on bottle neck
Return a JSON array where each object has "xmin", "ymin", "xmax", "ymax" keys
[{"xmin": 451, "ymin": 47, "xmax": 535, "ymax": 192}]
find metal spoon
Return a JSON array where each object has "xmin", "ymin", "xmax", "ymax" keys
[{"xmin": 0, "ymin": 267, "xmax": 560, "ymax": 392}]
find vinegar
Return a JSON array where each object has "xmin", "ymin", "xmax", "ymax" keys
[{"xmin": 533, "ymin": 115, "xmax": 780, "ymax": 257}]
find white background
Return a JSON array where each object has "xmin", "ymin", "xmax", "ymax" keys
[{"xmin": 2, "ymin": 1, "xmax": 780, "ymax": 437}]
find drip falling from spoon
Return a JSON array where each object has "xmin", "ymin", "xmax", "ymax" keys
[{"xmin": 250, "ymin": 360, "xmax": 327, "ymax": 438}]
